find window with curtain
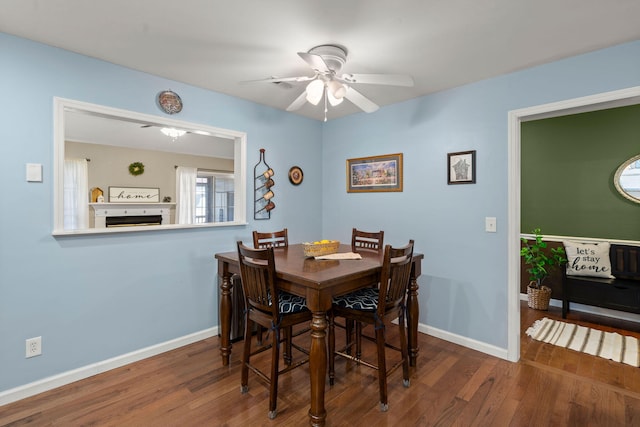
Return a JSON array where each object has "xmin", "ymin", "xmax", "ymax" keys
[
  {"xmin": 63, "ymin": 158, "xmax": 89, "ymax": 230},
  {"xmin": 175, "ymin": 166, "xmax": 197, "ymax": 224},
  {"xmin": 176, "ymin": 167, "xmax": 234, "ymax": 224},
  {"xmin": 195, "ymin": 171, "xmax": 234, "ymax": 223}
]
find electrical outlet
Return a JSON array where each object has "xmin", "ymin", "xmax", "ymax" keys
[
  {"xmin": 485, "ymin": 217, "xmax": 497, "ymax": 233},
  {"xmin": 26, "ymin": 336, "xmax": 42, "ymax": 358}
]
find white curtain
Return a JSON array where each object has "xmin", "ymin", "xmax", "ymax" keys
[
  {"xmin": 176, "ymin": 166, "xmax": 197, "ymax": 224},
  {"xmin": 63, "ymin": 158, "xmax": 89, "ymax": 230}
]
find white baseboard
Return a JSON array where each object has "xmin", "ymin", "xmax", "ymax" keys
[
  {"xmin": 0, "ymin": 327, "xmax": 218, "ymax": 407},
  {"xmin": 389, "ymin": 319, "xmax": 509, "ymax": 359},
  {"xmin": 518, "ymin": 293, "xmax": 640, "ymax": 323},
  {"xmin": 419, "ymin": 323, "xmax": 509, "ymax": 360}
]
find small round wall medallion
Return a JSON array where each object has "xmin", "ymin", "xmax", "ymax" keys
[
  {"xmin": 288, "ymin": 166, "xmax": 304, "ymax": 185},
  {"xmin": 157, "ymin": 90, "xmax": 183, "ymax": 114}
]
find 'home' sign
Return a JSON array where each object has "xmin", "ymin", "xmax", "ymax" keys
[{"xmin": 108, "ymin": 187, "xmax": 160, "ymax": 203}]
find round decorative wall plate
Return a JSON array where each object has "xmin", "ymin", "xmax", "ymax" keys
[
  {"xmin": 288, "ymin": 166, "xmax": 304, "ymax": 185},
  {"xmin": 157, "ymin": 90, "xmax": 183, "ymax": 114}
]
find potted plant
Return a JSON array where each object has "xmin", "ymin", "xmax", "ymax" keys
[{"xmin": 520, "ymin": 228, "xmax": 567, "ymax": 310}]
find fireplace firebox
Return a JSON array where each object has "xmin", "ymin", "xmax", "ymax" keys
[
  {"xmin": 90, "ymin": 203, "xmax": 174, "ymax": 228},
  {"xmin": 106, "ymin": 215, "xmax": 163, "ymax": 227}
]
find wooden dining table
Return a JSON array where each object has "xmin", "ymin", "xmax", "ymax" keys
[{"xmin": 215, "ymin": 243, "xmax": 423, "ymax": 426}]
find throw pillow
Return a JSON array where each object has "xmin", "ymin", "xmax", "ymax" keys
[{"xmin": 563, "ymin": 241, "xmax": 614, "ymax": 279}]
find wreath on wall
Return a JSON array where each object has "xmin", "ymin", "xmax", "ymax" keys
[{"xmin": 128, "ymin": 162, "xmax": 145, "ymax": 176}]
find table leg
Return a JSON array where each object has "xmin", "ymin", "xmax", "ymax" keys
[
  {"xmin": 219, "ymin": 271, "xmax": 233, "ymax": 366},
  {"xmin": 407, "ymin": 273, "xmax": 420, "ymax": 367},
  {"xmin": 308, "ymin": 312, "xmax": 327, "ymax": 427}
]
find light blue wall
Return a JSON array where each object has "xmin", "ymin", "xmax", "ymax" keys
[
  {"xmin": 322, "ymin": 40, "xmax": 640, "ymax": 348},
  {"xmin": 1, "ymin": 31, "xmax": 639, "ymax": 395},
  {"xmin": 0, "ymin": 33, "xmax": 322, "ymax": 392}
]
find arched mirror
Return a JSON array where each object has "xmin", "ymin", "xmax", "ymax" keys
[
  {"xmin": 53, "ymin": 98, "xmax": 247, "ymax": 235},
  {"xmin": 614, "ymin": 154, "xmax": 640, "ymax": 204}
]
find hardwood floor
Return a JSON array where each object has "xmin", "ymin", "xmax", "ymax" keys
[{"xmin": 2, "ymin": 302, "xmax": 640, "ymax": 426}]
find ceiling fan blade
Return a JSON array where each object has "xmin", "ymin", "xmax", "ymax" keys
[
  {"xmin": 339, "ymin": 73, "xmax": 414, "ymax": 87},
  {"xmin": 241, "ymin": 75, "xmax": 316, "ymax": 84},
  {"xmin": 298, "ymin": 52, "xmax": 331, "ymax": 73},
  {"xmin": 286, "ymin": 91, "xmax": 308, "ymax": 111},
  {"xmin": 344, "ymin": 87, "xmax": 379, "ymax": 113}
]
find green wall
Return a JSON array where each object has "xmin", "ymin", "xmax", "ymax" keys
[{"xmin": 521, "ymin": 104, "xmax": 640, "ymax": 240}]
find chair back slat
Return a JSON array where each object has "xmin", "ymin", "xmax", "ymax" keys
[
  {"xmin": 378, "ymin": 240, "xmax": 414, "ymax": 315},
  {"xmin": 351, "ymin": 228, "xmax": 384, "ymax": 253},
  {"xmin": 253, "ymin": 228, "xmax": 289, "ymax": 249},
  {"xmin": 237, "ymin": 242, "xmax": 279, "ymax": 317}
]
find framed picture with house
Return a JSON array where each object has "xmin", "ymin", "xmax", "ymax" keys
[{"xmin": 447, "ymin": 150, "xmax": 476, "ymax": 184}]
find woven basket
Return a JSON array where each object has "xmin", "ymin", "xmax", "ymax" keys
[
  {"xmin": 527, "ymin": 283, "xmax": 552, "ymax": 310},
  {"xmin": 303, "ymin": 240, "xmax": 340, "ymax": 257}
]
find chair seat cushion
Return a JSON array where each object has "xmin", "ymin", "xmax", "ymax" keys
[
  {"xmin": 279, "ymin": 292, "xmax": 308, "ymax": 314},
  {"xmin": 333, "ymin": 287, "xmax": 379, "ymax": 311}
]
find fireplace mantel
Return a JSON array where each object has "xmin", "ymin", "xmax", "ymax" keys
[{"xmin": 90, "ymin": 203, "xmax": 175, "ymax": 228}]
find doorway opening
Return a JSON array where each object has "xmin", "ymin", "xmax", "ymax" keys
[{"xmin": 506, "ymin": 86, "xmax": 640, "ymax": 361}]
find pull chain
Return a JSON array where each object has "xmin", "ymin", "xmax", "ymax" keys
[{"xmin": 323, "ymin": 84, "xmax": 328, "ymax": 122}]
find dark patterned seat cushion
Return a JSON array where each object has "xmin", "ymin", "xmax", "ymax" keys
[
  {"xmin": 278, "ymin": 292, "xmax": 308, "ymax": 314},
  {"xmin": 333, "ymin": 287, "xmax": 379, "ymax": 311}
]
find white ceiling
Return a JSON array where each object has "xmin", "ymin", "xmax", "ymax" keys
[
  {"xmin": 65, "ymin": 109, "xmax": 235, "ymax": 158},
  {"xmin": 2, "ymin": 0, "xmax": 640, "ymax": 121}
]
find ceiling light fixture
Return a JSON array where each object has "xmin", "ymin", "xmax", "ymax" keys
[
  {"xmin": 160, "ymin": 127, "xmax": 186, "ymax": 141},
  {"xmin": 305, "ymin": 79, "xmax": 324, "ymax": 105},
  {"xmin": 327, "ymin": 80, "xmax": 347, "ymax": 99},
  {"xmin": 308, "ymin": 79, "xmax": 349, "ymax": 120},
  {"xmin": 327, "ymin": 92, "xmax": 343, "ymax": 107},
  {"xmin": 246, "ymin": 44, "xmax": 414, "ymax": 120}
]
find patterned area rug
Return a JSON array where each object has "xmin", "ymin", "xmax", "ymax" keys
[{"xmin": 526, "ymin": 317, "xmax": 640, "ymax": 367}]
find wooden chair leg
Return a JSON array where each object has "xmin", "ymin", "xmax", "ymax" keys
[
  {"xmin": 240, "ymin": 317, "xmax": 252, "ymax": 394},
  {"xmin": 268, "ymin": 326, "xmax": 280, "ymax": 419},
  {"xmin": 399, "ymin": 311, "xmax": 410, "ymax": 387},
  {"xmin": 283, "ymin": 326, "xmax": 292, "ymax": 366},
  {"xmin": 345, "ymin": 319, "xmax": 354, "ymax": 355},
  {"xmin": 328, "ymin": 311, "xmax": 335, "ymax": 386},
  {"xmin": 356, "ymin": 322, "xmax": 363, "ymax": 359},
  {"xmin": 375, "ymin": 324, "xmax": 388, "ymax": 412}
]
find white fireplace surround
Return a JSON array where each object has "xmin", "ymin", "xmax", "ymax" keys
[{"xmin": 90, "ymin": 202, "xmax": 174, "ymax": 228}]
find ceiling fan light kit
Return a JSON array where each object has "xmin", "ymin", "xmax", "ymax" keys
[
  {"xmin": 160, "ymin": 127, "xmax": 186, "ymax": 141},
  {"xmin": 327, "ymin": 90, "xmax": 343, "ymax": 107},
  {"xmin": 305, "ymin": 79, "xmax": 324, "ymax": 105},
  {"xmin": 327, "ymin": 80, "xmax": 347, "ymax": 99},
  {"xmin": 245, "ymin": 44, "xmax": 414, "ymax": 121}
]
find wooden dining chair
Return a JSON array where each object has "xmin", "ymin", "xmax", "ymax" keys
[
  {"xmin": 351, "ymin": 228, "xmax": 384, "ymax": 253},
  {"xmin": 236, "ymin": 241, "xmax": 311, "ymax": 419},
  {"xmin": 251, "ymin": 228, "xmax": 289, "ymax": 349},
  {"xmin": 253, "ymin": 228, "xmax": 289, "ymax": 249},
  {"xmin": 349, "ymin": 228, "xmax": 385, "ymax": 356},
  {"xmin": 328, "ymin": 240, "xmax": 414, "ymax": 412}
]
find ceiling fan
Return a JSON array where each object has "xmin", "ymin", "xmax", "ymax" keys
[
  {"xmin": 141, "ymin": 124, "xmax": 190, "ymax": 141},
  {"xmin": 246, "ymin": 44, "xmax": 414, "ymax": 121}
]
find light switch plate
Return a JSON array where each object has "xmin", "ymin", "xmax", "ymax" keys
[
  {"xmin": 485, "ymin": 217, "xmax": 497, "ymax": 232},
  {"xmin": 26, "ymin": 163, "xmax": 43, "ymax": 182}
]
